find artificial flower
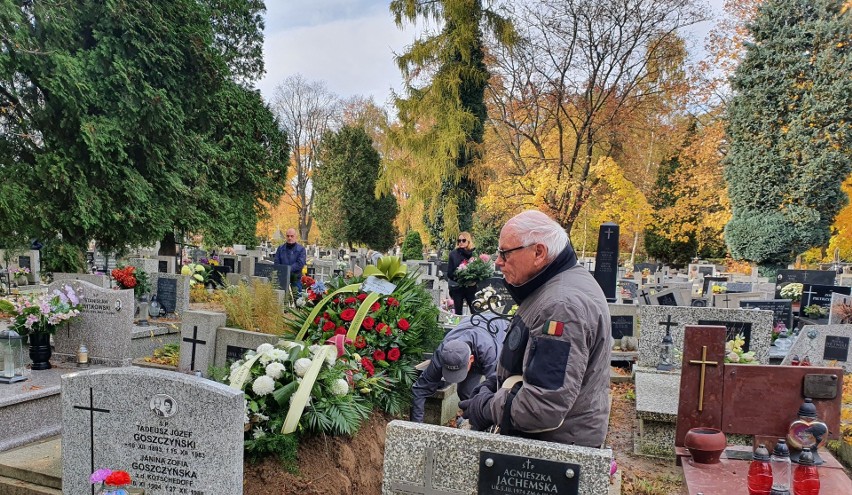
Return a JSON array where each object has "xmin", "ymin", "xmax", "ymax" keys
[
  {"xmin": 104, "ymin": 471, "xmax": 131, "ymax": 486},
  {"xmin": 90, "ymin": 469, "xmax": 112, "ymax": 484}
]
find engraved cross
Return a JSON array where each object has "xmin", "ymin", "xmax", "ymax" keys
[{"xmin": 688, "ymin": 345, "xmax": 718, "ymax": 412}]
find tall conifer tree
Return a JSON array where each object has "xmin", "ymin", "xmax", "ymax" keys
[{"xmin": 724, "ymin": 0, "xmax": 852, "ymax": 268}]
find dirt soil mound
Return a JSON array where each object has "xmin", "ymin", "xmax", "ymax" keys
[{"xmin": 243, "ymin": 412, "xmax": 389, "ymax": 494}]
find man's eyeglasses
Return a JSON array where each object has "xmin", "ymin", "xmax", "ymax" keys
[
  {"xmin": 496, "ymin": 244, "xmax": 533, "ymax": 261},
  {"xmin": 457, "ymin": 239, "xmax": 468, "ymax": 244}
]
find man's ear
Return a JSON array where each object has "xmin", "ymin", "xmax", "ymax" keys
[{"xmin": 534, "ymin": 244, "xmax": 548, "ymax": 269}]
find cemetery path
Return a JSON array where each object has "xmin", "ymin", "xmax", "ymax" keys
[
  {"xmin": 609, "ymin": 382, "xmax": 687, "ymax": 495},
  {"xmin": 243, "ymin": 412, "xmax": 388, "ymax": 494}
]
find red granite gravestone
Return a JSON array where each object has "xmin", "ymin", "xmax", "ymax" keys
[{"xmin": 675, "ymin": 325, "xmax": 727, "ymax": 447}]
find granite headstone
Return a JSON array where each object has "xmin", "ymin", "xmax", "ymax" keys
[
  {"xmin": 61, "ymin": 367, "xmax": 243, "ymax": 495},
  {"xmin": 592, "ymin": 222, "xmax": 619, "ymax": 302}
]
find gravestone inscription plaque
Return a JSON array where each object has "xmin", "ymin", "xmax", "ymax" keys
[
  {"xmin": 156, "ymin": 277, "xmax": 178, "ymax": 314},
  {"xmin": 477, "ymin": 451, "xmax": 580, "ymax": 495},
  {"xmin": 611, "ymin": 315, "xmax": 634, "ymax": 340},
  {"xmin": 158, "ymin": 260, "xmax": 168, "ymax": 273},
  {"xmin": 253, "ymin": 263, "xmax": 291, "ymax": 291},
  {"xmin": 740, "ymin": 300, "xmax": 794, "ymax": 330},
  {"xmin": 823, "ymin": 336, "xmax": 850, "ymax": 362},
  {"xmin": 775, "ymin": 269, "xmax": 836, "ymax": 299},
  {"xmin": 18, "ymin": 255, "xmax": 31, "ymax": 269}
]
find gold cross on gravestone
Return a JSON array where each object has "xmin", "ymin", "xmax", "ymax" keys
[{"xmin": 688, "ymin": 345, "xmax": 718, "ymax": 412}]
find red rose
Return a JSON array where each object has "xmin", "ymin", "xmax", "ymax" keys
[
  {"xmin": 354, "ymin": 335, "xmax": 367, "ymax": 349},
  {"xmin": 335, "ymin": 326, "xmax": 347, "ymax": 335},
  {"xmin": 361, "ymin": 357, "xmax": 375, "ymax": 376},
  {"xmin": 322, "ymin": 320, "xmax": 335, "ymax": 332},
  {"xmin": 340, "ymin": 308, "xmax": 357, "ymax": 321},
  {"xmin": 386, "ymin": 297, "xmax": 399, "ymax": 307},
  {"xmin": 376, "ymin": 323, "xmax": 388, "ymax": 333},
  {"xmin": 398, "ymin": 319, "xmax": 410, "ymax": 331},
  {"xmin": 362, "ymin": 316, "xmax": 375, "ymax": 330},
  {"xmin": 385, "ymin": 326, "xmax": 393, "ymax": 336},
  {"xmin": 357, "ymin": 293, "xmax": 368, "ymax": 301},
  {"xmin": 332, "ymin": 298, "xmax": 340, "ymax": 305},
  {"xmin": 373, "ymin": 349, "xmax": 386, "ymax": 362},
  {"xmin": 313, "ymin": 317, "xmax": 321, "ymax": 325},
  {"xmin": 370, "ymin": 302, "xmax": 380, "ymax": 312},
  {"xmin": 308, "ymin": 292, "xmax": 318, "ymax": 301},
  {"xmin": 387, "ymin": 348, "xmax": 401, "ymax": 361},
  {"xmin": 344, "ymin": 297, "xmax": 357, "ymax": 305},
  {"xmin": 104, "ymin": 471, "xmax": 131, "ymax": 486}
]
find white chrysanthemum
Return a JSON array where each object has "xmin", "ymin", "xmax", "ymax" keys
[
  {"xmin": 259, "ymin": 353, "xmax": 272, "ymax": 365},
  {"xmin": 294, "ymin": 358, "xmax": 312, "ymax": 377},
  {"xmin": 252, "ymin": 427, "xmax": 266, "ymax": 439},
  {"xmin": 308, "ymin": 344, "xmax": 321, "ymax": 356},
  {"xmin": 251, "ymin": 375, "xmax": 276, "ymax": 396},
  {"xmin": 266, "ymin": 362, "xmax": 286, "ymax": 379},
  {"xmin": 256, "ymin": 343, "xmax": 274, "ymax": 354},
  {"xmin": 325, "ymin": 352, "xmax": 336, "ymax": 367},
  {"xmin": 268, "ymin": 349, "xmax": 289, "ymax": 362},
  {"xmin": 331, "ymin": 379, "xmax": 349, "ymax": 396},
  {"xmin": 254, "ymin": 412, "xmax": 270, "ymax": 422},
  {"xmin": 230, "ymin": 360, "xmax": 244, "ymax": 371}
]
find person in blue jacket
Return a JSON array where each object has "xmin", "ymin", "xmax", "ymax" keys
[
  {"xmin": 273, "ymin": 228, "xmax": 306, "ymax": 293},
  {"xmin": 410, "ymin": 313, "xmax": 508, "ymax": 423}
]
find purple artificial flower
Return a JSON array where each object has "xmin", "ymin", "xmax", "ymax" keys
[{"xmin": 90, "ymin": 468, "xmax": 112, "ymax": 484}]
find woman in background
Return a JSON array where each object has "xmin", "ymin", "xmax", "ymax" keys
[{"xmin": 447, "ymin": 232, "xmax": 477, "ymax": 315}]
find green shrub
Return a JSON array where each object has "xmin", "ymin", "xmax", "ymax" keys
[{"xmin": 401, "ymin": 230, "xmax": 423, "ymax": 261}]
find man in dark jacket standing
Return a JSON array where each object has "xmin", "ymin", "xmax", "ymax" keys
[
  {"xmin": 274, "ymin": 228, "xmax": 306, "ymax": 293},
  {"xmin": 410, "ymin": 313, "xmax": 509, "ymax": 423},
  {"xmin": 459, "ymin": 210, "xmax": 611, "ymax": 448}
]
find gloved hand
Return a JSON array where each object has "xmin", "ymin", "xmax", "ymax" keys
[
  {"xmin": 459, "ymin": 391, "xmax": 494, "ymax": 431},
  {"xmin": 471, "ymin": 375, "xmax": 497, "ymax": 396}
]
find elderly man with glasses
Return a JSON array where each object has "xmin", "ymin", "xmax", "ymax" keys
[{"xmin": 459, "ymin": 210, "xmax": 612, "ymax": 448}]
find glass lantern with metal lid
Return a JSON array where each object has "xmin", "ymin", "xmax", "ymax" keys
[{"xmin": 0, "ymin": 328, "xmax": 27, "ymax": 383}]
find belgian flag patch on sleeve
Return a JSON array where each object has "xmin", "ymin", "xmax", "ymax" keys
[{"xmin": 544, "ymin": 320, "xmax": 565, "ymax": 337}]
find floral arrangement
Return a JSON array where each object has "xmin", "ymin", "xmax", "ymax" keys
[
  {"xmin": 200, "ymin": 255, "xmax": 220, "ymax": 266},
  {"xmin": 111, "ymin": 265, "xmax": 151, "ymax": 297},
  {"xmin": 803, "ymin": 304, "xmax": 828, "ymax": 318},
  {"xmin": 180, "ymin": 263, "xmax": 208, "ymax": 286},
  {"xmin": 724, "ymin": 333, "xmax": 756, "ymax": 364},
  {"xmin": 90, "ymin": 468, "xmax": 132, "ymax": 494},
  {"xmin": 11, "ymin": 267, "xmax": 30, "ymax": 277},
  {"xmin": 225, "ymin": 341, "xmax": 374, "ymax": 462},
  {"xmin": 454, "ymin": 253, "xmax": 494, "ymax": 286},
  {"xmin": 0, "ymin": 284, "xmax": 82, "ymax": 335},
  {"xmin": 286, "ymin": 264, "xmax": 441, "ymax": 415},
  {"xmin": 711, "ymin": 284, "xmax": 726, "ymax": 294},
  {"xmin": 780, "ymin": 282, "xmax": 803, "ymax": 302}
]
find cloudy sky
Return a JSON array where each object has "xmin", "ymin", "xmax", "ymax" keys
[{"xmin": 255, "ymin": 0, "xmax": 726, "ymax": 108}]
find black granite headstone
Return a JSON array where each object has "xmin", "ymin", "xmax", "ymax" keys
[
  {"xmin": 157, "ymin": 260, "xmax": 168, "ymax": 273},
  {"xmin": 739, "ymin": 299, "xmax": 794, "ymax": 330},
  {"xmin": 253, "ymin": 262, "xmax": 291, "ymax": 291},
  {"xmin": 18, "ymin": 256, "xmax": 31, "ymax": 269},
  {"xmin": 655, "ymin": 292, "xmax": 679, "ymax": 306},
  {"xmin": 222, "ymin": 257, "xmax": 236, "ymax": 271},
  {"xmin": 698, "ymin": 319, "xmax": 753, "ymax": 352},
  {"xmin": 208, "ymin": 265, "xmax": 231, "ymax": 287},
  {"xmin": 593, "ymin": 222, "xmax": 619, "ymax": 302},
  {"xmin": 611, "ymin": 315, "xmax": 634, "ymax": 340},
  {"xmin": 634, "ymin": 262, "xmax": 657, "ymax": 274},
  {"xmin": 697, "ymin": 266, "xmax": 715, "ymax": 277},
  {"xmin": 823, "ymin": 336, "xmax": 849, "ymax": 362},
  {"xmin": 800, "ymin": 284, "xmax": 852, "ymax": 313},
  {"xmin": 774, "ymin": 269, "xmax": 836, "ymax": 299},
  {"xmin": 156, "ymin": 278, "xmax": 178, "ymax": 314}
]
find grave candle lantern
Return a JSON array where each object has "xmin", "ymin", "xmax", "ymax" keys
[
  {"xmin": 0, "ymin": 329, "xmax": 27, "ymax": 384},
  {"xmin": 786, "ymin": 398, "xmax": 828, "ymax": 465},
  {"xmin": 656, "ymin": 327, "xmax": 674, "ymax": 371}
]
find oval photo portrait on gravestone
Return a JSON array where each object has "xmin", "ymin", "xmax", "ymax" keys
[{"xmin": 150, "ymin": 394, "xmax": 177, "ymax": 418}]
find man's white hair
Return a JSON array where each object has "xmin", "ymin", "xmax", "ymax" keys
[{"xmin": 504, "ymin": 210, "xmax": 569, "ymax": 262}]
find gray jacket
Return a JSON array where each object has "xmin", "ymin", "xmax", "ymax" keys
[
  {"xmin": 490, "ymin": 264, "xmax": 611, "ymax": 447},
  {"xmin": 410, "ymin": 314, "xmax": 508, "ymax": 422}
]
